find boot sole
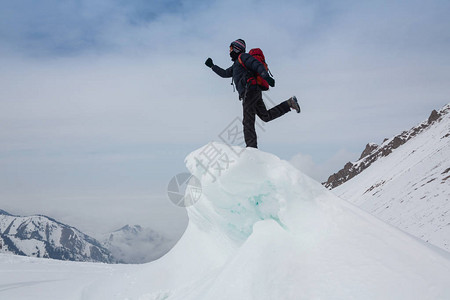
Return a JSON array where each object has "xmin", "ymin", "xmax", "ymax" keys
[{"xmin": 292, "ymin": 96, "xmax": 301, "ymax": 113}]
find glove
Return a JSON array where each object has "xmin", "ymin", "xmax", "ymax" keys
[
  {"xmin": 266, "ymin": 76, "xmax": 275, "ymax": 87},
  {"xmin": 205, "ymin": 58, "xmax": 214, "ymax": 68}
]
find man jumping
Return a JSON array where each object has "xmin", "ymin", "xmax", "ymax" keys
[{"xmin": 205, "ymin": 39, "xmax": 300, "ymax": 148}]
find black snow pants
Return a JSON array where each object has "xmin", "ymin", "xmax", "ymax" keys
[{"xmin": 242, "ymin": 88, "xmax": 290, "ymax": 148}]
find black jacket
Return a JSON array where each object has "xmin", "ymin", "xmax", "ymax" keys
[{"xmin": 212, "ymin": 53, "xmax": 269, "ymax": 98}]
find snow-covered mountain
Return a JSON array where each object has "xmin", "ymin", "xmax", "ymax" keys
[
  {"xmin": 100, "ymin": 224, "xmax": 172, "ymax": 264},
  {"xmin": 327, "ymin": 103, "xmax": 450, "ymax": 252},
  {"xmin": 0, "ymin": 209, "xmax": 114, "ymax": 263},
  {"xmin": 0, "ymin": 209, "xmax": 172, "ymax": 264}
]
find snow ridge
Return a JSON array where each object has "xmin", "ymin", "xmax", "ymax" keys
[{"xmin": 333, "ymin": 103, "xmax": 450, "ymax": 252}]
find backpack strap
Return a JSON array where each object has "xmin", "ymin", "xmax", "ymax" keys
[
  {"xmin": 238, "ymin": 54, "xmax": 257, "ymax": 85},
  {"xmin": 238, "ymin": 53, "xmax": 246, "ymax": 70}
]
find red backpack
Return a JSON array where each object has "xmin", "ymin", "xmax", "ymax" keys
[{"xmin": 238, "ymin": 48, "xmax": 271, "ymax": 91}]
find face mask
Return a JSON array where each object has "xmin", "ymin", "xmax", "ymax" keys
[{"xmin": 230, "ymin": 51, "xmax": 239, "ymax": 61}]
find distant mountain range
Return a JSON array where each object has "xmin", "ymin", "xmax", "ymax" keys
[
  {"xmin": 0, "ymin": 210, "xmax": 171, "ymax": 263},
  {"xmin": 0, "ymin": 209, "xmax": 114, "ymax": 263},
  {"xmin": 325, "ymin": 104, "xmax": 450, "ymax": 252},
  {"xmin": 100, "ymin": 224, "xmax": 172, "ymax": 264}
]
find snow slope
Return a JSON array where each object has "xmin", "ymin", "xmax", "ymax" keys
[
  {"xmin": 1, "ymin": 143, "xmax": 450, "ymax": 299},
  {"xmin": 334, "ymin": 104, "xmax": 450, "ymax": 252},
  {"xmin": 0, "ymin": 253, "xmax": 129, "ymax": 299}
]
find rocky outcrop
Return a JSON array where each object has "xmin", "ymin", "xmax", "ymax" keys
[{"xmin": 359, "ymin": 143, "xmax": 379, "ymax": 160}]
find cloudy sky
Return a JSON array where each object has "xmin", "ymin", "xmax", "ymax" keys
[{"xmin": 1, "ymin": 0, "xmax": 449, "ymax": 238}]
